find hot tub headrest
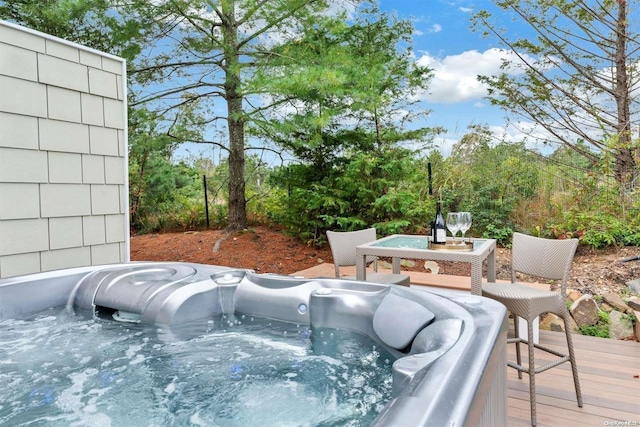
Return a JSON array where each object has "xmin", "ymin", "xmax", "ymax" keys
[
  {"xmin": 409, "ymin": 318, "xmax": 463, "ymax": 355},
  {"xmin": 373, "ymin": 293, "xmax": 435, "ymax": 350}
]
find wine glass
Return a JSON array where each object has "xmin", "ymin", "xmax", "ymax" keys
[
  {"xmin": 446, "ymin": 212, "xmax": 460, "ymax": 245},
  {"xmin": 458, "ymin": 212, "xmax": 472, "ymax": 245}
]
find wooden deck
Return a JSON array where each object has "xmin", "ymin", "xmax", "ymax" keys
[
  {"xmin": 293, "ymin": 264, "xmax": 640, "ymax": 426},
  {"xmin": 294, "ymin": 262, "xmax": 550, "ymax": 291},
  {"xmin": 507, "ymin": 330, "xmax": 640, "ymax": 426}
]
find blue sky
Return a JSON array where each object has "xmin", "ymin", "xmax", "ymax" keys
[{"xmin": 377, "ymin": 0, "xmax": 533, "ymax": 156}]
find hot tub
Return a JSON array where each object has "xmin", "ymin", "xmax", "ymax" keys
[{"xmin": 0, "ymin": 262, "xmax": 507, "ymax": 426}]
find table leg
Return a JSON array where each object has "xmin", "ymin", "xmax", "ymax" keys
[
  {"xmin": 392, "ymin": 257, "xmax": 401, "ymax": 274},
  {"xmin": 471, "ymin": 261, "xmax": 482, "ymax": 296},
  {"xmin": 487, "ymin": 248, "xmax": 496, "ymax": 282},
  {"xmin": 356, "ymin": 254, "xmax": 366, "ymax": 281}
]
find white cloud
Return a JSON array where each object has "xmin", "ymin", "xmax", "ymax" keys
[
  {"xmin": 430, "ymin": 121, "xmax": 555, "ymax": 158},
  {"xmin": 415, "ymin": 48, "xmax": 530, "ymax": 104},
  {"xmin": 459, "ymin": 7, "xmax": 473, "ymax": 13},
  {"xmin": 426, "ymin": 117, "xmax": 565, "ymax": 158},
  {"xmin": 493, "ymin": 121, "xmax": 566, "ymax": 154},
  {"xmin": 428, "ymin": 24, "xmax": 443, "ymax": 33},
  {"xmin": 432, "ymin": 136, "xmax": 459, "ymax": 157}
]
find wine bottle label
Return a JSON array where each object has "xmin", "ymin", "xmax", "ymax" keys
[{"xmin": 436, "ymin": 229, "xmax": 446, "ymax": 242}]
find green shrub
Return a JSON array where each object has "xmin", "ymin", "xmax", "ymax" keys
[
  {"xmin": 551, "ymin": 210, "xmax": 640, "ymax": 248},
  {"xmin": 579, "ymin": 311, "xmax": 610, "ymax": 338},
  {"xmin": 482, "ymin": 223, "xmax": 514, "ymax": 247},
  {"xmin": 269, "ymin": 148, "xmax": 433, "ymax": 245}
]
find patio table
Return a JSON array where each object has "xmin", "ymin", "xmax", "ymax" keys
[{"xmin": 355, "ymin": 235, "xmax": 497, "ymax": 295}]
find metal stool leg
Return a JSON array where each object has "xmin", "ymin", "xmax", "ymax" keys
[
  {"xmin": 528, "ymin": 321, "xmax": 537, "ymax": 426},
  {"xmin": 564, "ymin": 315, "xmax": 583, "ymax": 407},
  {"xmin": 513, "ymin": 315, "xmax": 523, "ymax": 379}
]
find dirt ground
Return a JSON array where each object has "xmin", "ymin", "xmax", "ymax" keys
[{"xmin": 130, "ymin": 226, "xmax": 640, "ymax": 297}]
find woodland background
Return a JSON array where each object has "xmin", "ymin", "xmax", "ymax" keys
[{"xmin": 1, "ymin": 0, "xmax": 639, "ymax": 249}]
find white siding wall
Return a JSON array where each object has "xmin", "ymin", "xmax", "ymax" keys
[{"xmin": 0, "ymin": 21, "xmax": 129, "ymax": 278}]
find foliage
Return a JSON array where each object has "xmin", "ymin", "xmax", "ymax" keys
[
  {"xmin": 128, "ymin": 0, "xmax": 338, "ymax": 231},
  {"xmin": 0, "ymin": 0, "xmax": 156, "ymax": 62},
  {"xmin": 471, "ymin": 0, "xmax": 640, "ymax": 185},
  {"xmin": 128, "ymin": 107, "xmax": 208, "ymax": 232},
  {"xmin": 268, "ymin": 148, "xmax": 433, "ymax": 244},
  {"xmin": 250, "ymin": 4, "xmax": 440, "ymax": 243},
  {"xmin": 552, "ymin": 210, "xmax": 640, "ymax": 249},
  {"xmin": 482, "ymin": 224, "xmax": 514, "ymax": 248},
  {"xmin": 437, "ymin": 127, "xmax": 540, "ymax": 243},
  {"xmin": 546, "ymin": 148, "xmax": 640, "ymax": 248},
  {"xmin": 579, "ymin": 311, "xmax": 610, "ymax": 339},
  {"xmin": 129, "ymin": 156, "xmax": 203, "ymax": 233},
  {"xmin": 251, "ymin": 3, "xmax": 436, "ymax": 152}
]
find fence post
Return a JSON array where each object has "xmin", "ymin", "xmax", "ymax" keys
[{"xmin": 203, "ymin": 175, "xmax": 210, "ymax": 228}]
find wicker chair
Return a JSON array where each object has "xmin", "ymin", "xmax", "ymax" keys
[
  {"xmin": 482, "ymin": 232, "xmax": 583, "ymax": 426},
  {"xmin": 326, "ymin": 228, "xmax": 411, "ymax": 286}
]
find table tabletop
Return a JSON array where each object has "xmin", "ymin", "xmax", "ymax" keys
[
  {"xmin": 363, "ymin": 234, "xmax": 494, "ymax": 255},
  {"xmin": 355, "ymin": 235, "xmax": 497, "ymax": 295}
]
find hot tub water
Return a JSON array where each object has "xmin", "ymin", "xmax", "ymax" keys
[{"xmin": 0, "ymin": 308, "xmax": 393, "ymax": 426}]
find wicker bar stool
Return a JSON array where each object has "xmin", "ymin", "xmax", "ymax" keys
[{"xmin": 482, "ymin": 232, "xmax": 583, "ymax": 426}]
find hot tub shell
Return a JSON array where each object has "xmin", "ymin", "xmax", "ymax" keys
[{"xmin": 0, "ymin": 262, "xmax": 507, "ymax": 426}]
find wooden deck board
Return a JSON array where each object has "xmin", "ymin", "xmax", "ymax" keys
[
  {"xmin": 292, "ymin": 264, "xmax": 640, "ymax": 426},
  {"xmin": 506, "ymin": 331, "xmax": 640, "ymax": 426}
]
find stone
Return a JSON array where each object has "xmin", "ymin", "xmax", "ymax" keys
[
  {"xmin": 568, "ymin": 290, "xmax": 583, "ymax": 302},
  {"xmin": 627, "ymin": 296, "xmax": 640, "ymax": 311},
  {"xmin": 378, "ymin": 260, "xmax": 393, "ymax": 270},
  {"xmin": 566, "ymin": 314, "xmax": 580, "ymax": 334},
  {"xmin": 599, "ymin": 302, "xmax": 613, "ymax": 313},
  {"xmin": 423, "ymin": 261, "xmax": 439, "ymax": 274},
  {"xmin": 634, "ymin": 310, "xmax": 640, "ymax": 342},
  {"xmin": 539, "ymin": 313, "xmax": 579, "ymax": 334},
  {"xmin": 627, "ymin": 278, "xmax": 640, "ymax": 295},
  {"xmin": 400, "ymin": 259, "xmax": 416, "ymax": 268},
  {"xmin": 570, "ymin": 295, "xmax": 599, "ymax": 327},
  {"xmin": 539, "ymin": 313, "xmax": 563, "ymax": 332},
  {"xmin": 608, "ymin": 310, "xmax": 635, "ymax": 340},
  {"xmin": 602, "ymin": 292, "xmax": 630, "ymax": 313}
]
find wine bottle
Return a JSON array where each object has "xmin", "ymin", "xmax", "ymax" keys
[{"xmin": 432, "ymin": 201, "xmax": 447, "ymax": 244}]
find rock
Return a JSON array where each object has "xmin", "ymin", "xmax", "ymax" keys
[
  {"xmin": 423, "ymin": 261, "xmax": 439, "ymax": 274},
  {"xmin": 627, "ymin": 278, "xmax": 640, "ymax": 295},
  {"xmin": 378, "ymin": 260, "xmax": 393, "ymax": 269},
  {"xmin": 608, "ymin": 310, "xmax": 635, "ymax": 340},
  {"xmin": 568, "ymin": 290, "xmax": 583, "ymax": 302},
  {"xmin": 634, "ymin": 310, "xmax": 640, "ymax": 342},
  {"xmin": 602, "ymin": 292, "xmax": 630, "ymax": 313},
  {"xmin": 566, "ymin": 314, "xmax": 580, "ymax": 333},
  {"xmin": 400, "ymin": 259, "xmax": 416, "ymax": 268},
  {"xmin": 539, "ymin": 314, "xmax": 563, "ymax": 332},
  {"xmin": 539, "ymin": 313, "xmax": 579, "ymax": 334},
  {"xmin": 627, "ymin": 296, "xmax": 640, "ymax": 311},
  {"xmin": 570, "ymin": 295, "xmax": 599, "ymax": 327},
  {"xmin": 599, "ymin": 302, "xmax": 613, "ymax": 312}
]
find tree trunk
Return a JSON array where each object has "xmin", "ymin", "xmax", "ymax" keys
[
  {"xmin": 227, "ymin": 99, "xmax": 247, "ymax": 230},
  {"xmin": 614, "ymin": 0, "xmax": 638, "ymax": 184},
  {"xmin": 222, "ymin": 0, "xmax": 247, "ymax": 230}
]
